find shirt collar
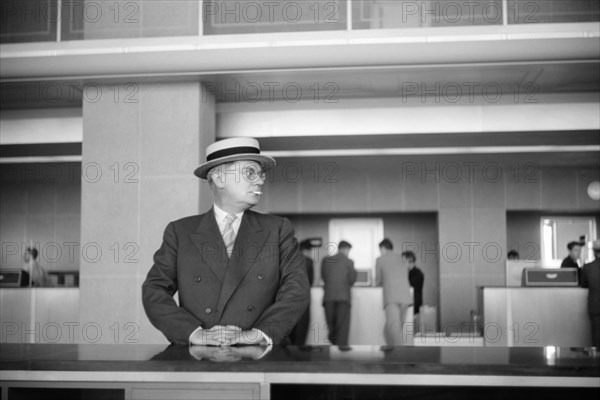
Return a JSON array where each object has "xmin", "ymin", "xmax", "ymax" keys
[{"xmin": 213, "ymin": 203, "xmax": 244, "ymax": 222}]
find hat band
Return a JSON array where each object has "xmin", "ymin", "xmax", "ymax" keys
[{"xmin": 206, "ymin": 146, "xmax": 260, "ymax": 162}]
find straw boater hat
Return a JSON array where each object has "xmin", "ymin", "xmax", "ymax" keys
[{"xmin": 194, "ymin": 137, "xmax": 276, "ymax": 180}]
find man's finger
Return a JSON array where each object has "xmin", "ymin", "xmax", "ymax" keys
[
  {"xmin": 192, "ymin": 338, "xmax": 221, "ymax": 346},
  {"xmin": 198, "ymin": 332, "xmax": 231, "ymax": 346},
  {"xmin": 223, "ymin": 325, "xmax": 242, "ymax": 330},
  {"xmin": 206, "ymin": 325, "xmax": 226, "ymax": 332}
]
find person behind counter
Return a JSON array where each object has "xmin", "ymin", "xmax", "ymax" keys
[
  {"xmin": 561, "ymin": 241, "xmax": 583, "ymax": 268},
  {"xmin": 321, "ymin": 240, "xmax": 356, "ymax": 351},
  {"xmin": 375, "ymin": 239, "xmax": 412, "ymax": 346},
  {"xmin": 581, "ymin": 240, "xmax": 600, "ymax": 348},
  {"xmin": 142, "ymin": 137, "xmax": 310, "ymax": 346},
  {"xmin": 507, "ymin": 250, "xmax": 520, "ymax": 261},
  {"xmin": 407, "ymin": 251, "xmax": 424, "ymax": 319},
  {"xmin": 289, "ymin": 239, "xmax": 315, "ymax": 346},
  {"xmin": 22, "ymin": 247, "xmax": 52, "ymax": 287}
]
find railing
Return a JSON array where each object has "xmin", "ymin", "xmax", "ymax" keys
[{"xmin": 1, "ymin": 0, "xmax": 599, "ymax": 44}]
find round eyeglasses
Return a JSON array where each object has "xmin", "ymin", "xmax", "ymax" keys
[{"xmin": 242, "ymin": 166, "xmax": 266, "ymax": 182}]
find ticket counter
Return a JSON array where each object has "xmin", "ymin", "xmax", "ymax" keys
[{"xmin": 482, "ymin": 287, "xmax": 591, "ymax": 347}]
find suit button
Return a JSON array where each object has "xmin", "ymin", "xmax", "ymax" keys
[
  {"xmin": 195, "ymin": 276, "xmax": 202, "ymax": 282},
  {"xmin": 205, "ymin": 308, "xmax": 212, "ymax": 314},
  {"xmin": 257, "ymin": 274, "xmax": 264, "ymax": 280},
  {"xmin": 247, "ymin": 305, "xmax": 255, "ymax": 312}
]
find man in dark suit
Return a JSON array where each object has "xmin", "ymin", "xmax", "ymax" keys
[
  {"xmin": 289, "ymin": 239, "xmax": 314, "ymax": 345},
  {"xmin": 562, "ymin": 240, "xmax": 584, "ymax": 284},
  {"xmin": 142, "ymin": 137, "xmax": 310, "ymax": 346},
  {"xmin": 561, "ymin": 241, "xmax": 583, "ymax": 268},
  {"xmin": 321, "ymin": 240, "xmax": 356, "ymax": 350},
  {"xmin": 407, "ymin": 252, "xmax": 424, "ymax": 317},
  {"xmin": 581, "ymin": 240, "xmax": 600, "ymax": 347}
]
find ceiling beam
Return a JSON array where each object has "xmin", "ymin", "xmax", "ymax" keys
[{"xmin": 1, "ymin": 23, "xmax": 598, "ymax": 81}]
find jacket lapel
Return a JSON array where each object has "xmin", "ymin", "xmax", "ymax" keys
[
  {"xmin": 189, "ymin": 207, "xmax": 228, "ymax": 282},
  {"xmin": 216, "ymin": 210, "xmax": 269, "ymax": 315}
]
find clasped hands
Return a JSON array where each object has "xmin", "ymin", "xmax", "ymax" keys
[{"xmin": 190, "ymin": 325, "xmax": 265, "ymax": 346}]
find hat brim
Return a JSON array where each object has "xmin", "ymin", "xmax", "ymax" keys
[{"xmin": 194, "ymin": 153, "xmax": 276, "ymax": 179}]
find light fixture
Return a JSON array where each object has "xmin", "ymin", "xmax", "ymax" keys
[{"xmin": 587, "ymin": 181, "xmax": 600, "ymax": 201}]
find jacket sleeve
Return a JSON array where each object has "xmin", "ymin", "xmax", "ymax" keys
[
  {"xmin": 349, "ymin": 260, "xmax": 357, "ymax": 285},
  {"xmin": 142, "ymin": 222, "xmax": 203, "ymax": 345},
  {"xmin": 375, "ymin": 258, "xmax": 382, "ymax": 287},
  {"xmin": 581, "ymin": 265, "xmax": 589, "ymax": 288},
  {"xmin": 307, "ymin": 259, "xmax": 315, "ymax": 286},
  {"xmin": 252, "ymin": 218, "xmax": 310, "ymax": 344}
]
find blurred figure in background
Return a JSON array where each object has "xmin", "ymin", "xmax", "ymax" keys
[
  {"xmin": 407, "ymin": 251, "xmax": 424, "ymax": 324},
  {"xmin": 562, "ymin": 240, "xmax": 584, "ymax": 285},
  {"xmin": 581, "ymin": 240, "xmax": 600, "ymax": 347},
  {"xmin": 23, "ymin": 247, "xmax": 52, "ymax": 287},
  {"xmin": 289, "ymin": 239, "xmax": 315, "ymax": 346},
  {"xmin": 322, "ymin": 241, "xmax": 356, "ymax": 351},
  {"xmin": 561, "ymin": 241, "xmax": 583, "ymax": 268},
  {"xmin": 507, "ymin": 250, "xmax": 520, "ymax": 261},
  {"xmin": 375, "ymin": 239, "xmax": 412, "ymax": 346}
]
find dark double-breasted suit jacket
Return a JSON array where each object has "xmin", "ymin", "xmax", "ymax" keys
[
  {"xmin": 142, "ymin": 208, "xmax": 310, "ymax": 345},
  {"xmin": 582, "ymin": 259, "xmax": 600, "ymax": 316},
  {"xmin": 321, "ymin": 253, "xmax": 356, "ymax": 304}
]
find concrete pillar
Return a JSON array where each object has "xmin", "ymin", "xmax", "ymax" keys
[
  {"xmin": 438, "ymin": 165, "xmax": 507, "ymax": 333},
  {"xmin": 79, "ymin": 81, "xmax": 215, "ymax": 344}
]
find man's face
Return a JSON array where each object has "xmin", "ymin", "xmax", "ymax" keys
[
  {"xmin": 570, "ymin": 245, "xmax": 581, "ymax": 259},
  {"xmin": 218, "ymin": 160, "xmax": 265, "ymax": 209}
]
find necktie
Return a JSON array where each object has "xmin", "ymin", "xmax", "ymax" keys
[{"xmin": 222, "ymin": 214, "xmax": 237, "ymax": 257}]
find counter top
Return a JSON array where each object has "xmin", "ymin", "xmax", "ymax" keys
[{"xmin": 1, "ymin": 344, "xmax": 598, "ymax": 379}]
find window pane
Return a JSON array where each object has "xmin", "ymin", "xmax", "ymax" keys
[
  {"xmin": 1, "ymin": 0, "xmax": 58, "ymax": 44},
  {"xmin": 65, "ymin": 0, "xmax": 199, "ymax": 41},
  {"xmin": 508, "ymin": 0, "xmax": 600, "ymax": 24},
  {"xmin": 202, "ymin": 0, "xmax": 347, "ymax": 35},
  {"xmin": 540, "ymin": 216, "xmax": 597, "ymax": 264},
  {"xmin": 352, "ymin": 0, "xmax": 503, "ymax": 29}
]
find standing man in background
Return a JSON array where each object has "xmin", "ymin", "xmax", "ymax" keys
[
  {"xmin": 289, "ymin": 239, "xmax": 315, "ymax": 345},
  {"xmin": 562, "ymin": 240, "xmax": 584, "ymax": 284},
  {"xmin": 561, "ymin": 241, "xmax": 583, "ymax": 268},
  {"xmin": 407, "ymin": 251, "xmax": 424, "ymax": 327},
  {"xmin": 581, "ymin": 240, "xmax": 600, "ymax": 347},
  {"xmin": 375, "ymin": 239, "xmax": 412, "ymax": 346},
  {"xmin": 321, "ymin": 241, "xmax": 356, "ymax": 351},
  {"xmin": 23, "ymin": 247, "xmax": 52, "ymax": 287}
]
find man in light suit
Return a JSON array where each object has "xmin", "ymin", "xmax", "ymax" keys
[
  {"xmin": 375, "ymin": 239, "xmax": 412, "ymax": 346},
  {"xmin": 142, "ymin": 137, "xmax": 310, "ymax": 346},
  {"xmin": 321, "ymin": 241, "xmax": 356, "ymax": 350}
]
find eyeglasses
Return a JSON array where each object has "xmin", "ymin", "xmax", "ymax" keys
[{"xmin": 242, "ymin": 166, "xmax": 266, "ymax": 182}]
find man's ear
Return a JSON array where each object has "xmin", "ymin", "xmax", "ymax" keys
[{"xmin": 211, "ymin": 170, "xmax": 226, "ymax": 189}]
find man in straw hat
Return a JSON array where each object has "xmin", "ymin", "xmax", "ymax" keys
[
  {"xmin": 581, "ymin": 240, "xmax": 600, "ymax": 347},
  {"xmin": 142, "ymin": 137, "xmax": 310, "ymax": 346}
]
